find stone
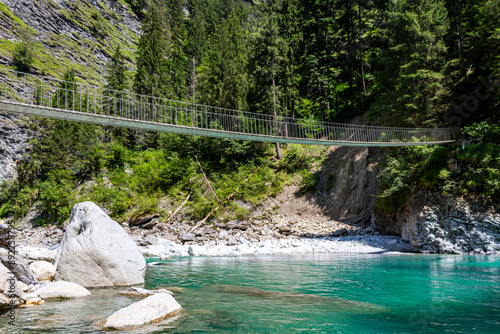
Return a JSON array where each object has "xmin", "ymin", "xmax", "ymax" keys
[
  {"xmin": 16, "ymin": 245, "xmax": 55, "ymax": 262},
  {"xmin": 279, "ymin": 225, "xmax": 292, "ymax": 234},
  {"xmin": 20, "ymin": 297, "xmax": 44, "ymax": 307},
  {"xmin": 180, "ymin": 233, "xmax": 195, "ymax": 242},
  {"xmin": 0, "ymin": 222, "xmax": 14, "ymax": 248},
  {"xmin": 54, "ymin": 202, "xmax": 146, "ymax": 287},
  {"xmin": 157, "ymin": 223, "xmax": 168, "ymax": 231},
  {"xmin": 142, "ymin": 218, "xmax": 160, "ymax": 229},
  {"xmin": 203, "ymin": 226, "xmax": 217, "ymax": 236},
  {"xmin": 226, "ymin": 237, "xmax": 238, "ymax": 246},
  {"xmin": 117, "ymin": 287, "xmax": 173, "ymax": 298},
  {"xmin": 0, "ymin": 248, "xmax": 38, "ymax": 284},
  {"xmin": 129, "ymin": 214, "xmax": 159, "ymax": 227},
  {"xmin": 36, "ymin": 281, "xmax": 91, "ymax": 299},
  {"xmin": 102, "ymin": 293, "xmax": 182, "ymax": 330},
  {"xmin": 29, "ymin": 261, "xmax": 56, "ymax": 282},
  {"xmin": 144, "ymin": 234, "xmax": 156, "ymax": 245}
]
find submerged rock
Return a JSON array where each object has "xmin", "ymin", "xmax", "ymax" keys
[
  {"xmin": 35, "ymin": 281, "xmax": 90, "ymax": 299},
  {"xmin": 212, "ymin": 285, "xmax": 384, "ymax": 311},
  {"xmin": 54, "ymin": 202, "xmax": 146, "ymax": 287},
  {"xmin": 118, "ymin": 287, "xmax": 173, "ymax": 298},
  {"xmin": 102, "ymin": 292, "xmax": 182, "ymax": 330}
]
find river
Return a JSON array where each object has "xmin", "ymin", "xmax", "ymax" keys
[{"xmin": 1, "ymin": 253, "xmax": 499, "ymax": 333}]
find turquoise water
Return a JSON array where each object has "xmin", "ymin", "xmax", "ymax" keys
[{"xmin": 2, "ymin": 253, "xmax": 500, "ymax": 333}]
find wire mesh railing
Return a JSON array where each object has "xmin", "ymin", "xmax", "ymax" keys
[{"xmin": 0, "ymin": 68, "xmax": 462, "ymax": 145}]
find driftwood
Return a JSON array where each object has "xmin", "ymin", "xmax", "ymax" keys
[
  {"xmin": 189, "ymin": 172, "xmax": 254, "ymax": 234},
  {"xmin": 195, "ymin": 155, "xmax": 220, "ymax": 202},
  {"xmin": 164, "ymin": 192, "xmax": 191, "ymax": 223}
]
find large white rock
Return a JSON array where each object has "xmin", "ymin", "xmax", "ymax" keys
[
  {"xmin": 35, "ymin": 281, "xmax": 90, "ymax": 299},
  {"xmin": 102, "ymin": 293, "xmax": 182, "ymax": 330},
  {"xmin": 29, "ymin": 261, "xmax": 56, "ymax": 281},
  {"xmin": 54, "ymin": 202, "xmax": 146, "ymax": 287}
]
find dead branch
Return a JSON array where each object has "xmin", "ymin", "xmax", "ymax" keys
[
  {"xmin": 195, "ymin": 155, "xmax": 220, "ymax": 203},
  {"xmin": 164, "ymin": 192, "xmax": 191, "ymax": 223},
  {"xmin": 189, "ymin": 172, "xmax": 254, "ymax": 234}
]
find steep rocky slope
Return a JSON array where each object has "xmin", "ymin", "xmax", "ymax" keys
[
  {"xmin": 0, "ymin": 0, "xmax": 139, "ymax": 82},
  {"xmin": 0, "ymin": 112, "xmax": 29, "ymax": 181}
]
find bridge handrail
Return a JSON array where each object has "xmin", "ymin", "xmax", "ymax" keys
[{"xmin": 0, "ymin": 67, "xmax": 462, "ymax": 144}]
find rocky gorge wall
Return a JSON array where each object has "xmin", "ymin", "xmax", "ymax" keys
[
  {"xmin": 0, "ymin": 112, "xmax": 29, "ymax": 181},
  {"xmin": 375, "ymin": 190, "xmax": 500, "ymax": 254}
]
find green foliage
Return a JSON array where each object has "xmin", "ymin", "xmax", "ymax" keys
[
  {"xmin": 463, "ymin": 121, "xmax": 500, "ymax": 144},
  {"xmin": 13, "ymin": 28, "xmax": 35, "ymax": 73},
  {"xmin": 106, "ymin": 45, "xmax": 129, "ymax": 92},
  {"xmin": 376, "ymin": 145, "xmax": 450, "ymax": 213},
  {"xmin": 90, "ymin": 10, "xmax": 108, "ymax": 38},
  {"xmin": 456, "ymin": 142, "xmax": 500, "ymax": 198},
  {"xmin": 278, "ymin": 144, "xmax": 316, "ymax": 173},
  {"xmin": 299, "ymin": 169, "xmax": 320, "ymax": 195},
  {"xmin": 38, "ymin": 171, "xmax": 75, "ymax": 225}
]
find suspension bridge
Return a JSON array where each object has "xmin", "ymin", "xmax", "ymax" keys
[{"xmin": 0, "ymin": 68, "xmax": 461, "ymax": 146}]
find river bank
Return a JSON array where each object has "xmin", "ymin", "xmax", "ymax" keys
[{"xmin": 11, "ymin": 214, "xmax": 415, "ymax": 258}]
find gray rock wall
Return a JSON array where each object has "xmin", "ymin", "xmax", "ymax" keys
[
  {"xmin": 0, "ymin": 113, "xmax": 30, "ymax": 182},
  {"xmin": 376, "ymin": 191, "xmax": 500, "ymax": 254}
]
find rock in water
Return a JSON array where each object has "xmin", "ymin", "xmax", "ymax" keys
[
  {"xmin": 102, "ymin": 293, "xmax": 182, "ymax": 330},
  {"xmin": 35, "ymin": 281, "xmax": 90, "ymax": 299},
  {"xmin": 54, "ymin": 202, "xmax": 146, "ymax": 287}
]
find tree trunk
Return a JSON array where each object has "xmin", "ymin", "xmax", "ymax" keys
[
  {"xmin": 358, "ymin": 0, "xmax": 367, "ymax": 96},
  {"xmin": 272, "ymin": 73, "xmax": 282, "ymax": 160},
  {"xmin": 457, "ymin": 0, "xmax": 463, "ymax": 59}
]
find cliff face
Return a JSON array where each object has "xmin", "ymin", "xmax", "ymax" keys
[
  {"xmin": 375, "ymin": 191, "xmax": 500, "ymax": 254},
  {"xmin": 0, "ymin": 0, "xmax": 139, "ymax": 82},
  {"xmin": 0, "ymin": 112, "xmax": 29, "ymax": 181},
  {"xmin": 316, "ymin": 146, "xmax": 384, "ymax": 226}
]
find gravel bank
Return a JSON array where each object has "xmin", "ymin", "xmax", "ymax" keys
[{"xmin": 141, "ymin": 235, "xmax": 413, "ymax": 259}]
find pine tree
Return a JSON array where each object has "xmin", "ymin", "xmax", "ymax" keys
[
  {"xmin": 105, "ymin": 45, "xmax": 132, "ymax": 145},
  {"xmin": 279, "ymin": 0, "xmax": 302, "ymax": 119},
  {"xmin": 166, "ymin": 0, "xmax": 189, "ymax": 99},
  {"xmin": 371, "ymin": 0, "xmax": 450, "ymax": 127},
  {"xmin": 106, "ymin": 45, "xmax": 129, "ymax": 92},
  {"xmin": 13, "ymin": 27, "xmax": 35, "ymax": 74},
  {"xmin": 300, "ymin": 0, "xmax": 337, "ymax": 121},
  {"xmin": 134, "ymin": 0, "xmax": 172, "ymax": 98},
  {"xmin": 198, "ymin": 9, "xmax": 249, "ymax": 110}
]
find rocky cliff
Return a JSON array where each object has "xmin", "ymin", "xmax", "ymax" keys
[
  {"xmin": 375, "ymin": 191, "xmax": 500, "ymax": 254},
  {"xmin": 0, "ymin": 0, "xmax": 139, "ymax": 82},
  {"xmin": 0, "ymin": 112, "xmax": 29, "ymax": 181}
]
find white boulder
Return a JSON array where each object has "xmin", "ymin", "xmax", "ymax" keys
[
  {"xmin": 102, "ymin": 293, "xmax": 182, "ymax": 330},
  {"xmin": 54, "ymin": 202, "xmax": 146, "ymax": 287},
  {"xmin": 35, "ymin": 281, "xmax": 90, "ymax": 299}
]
